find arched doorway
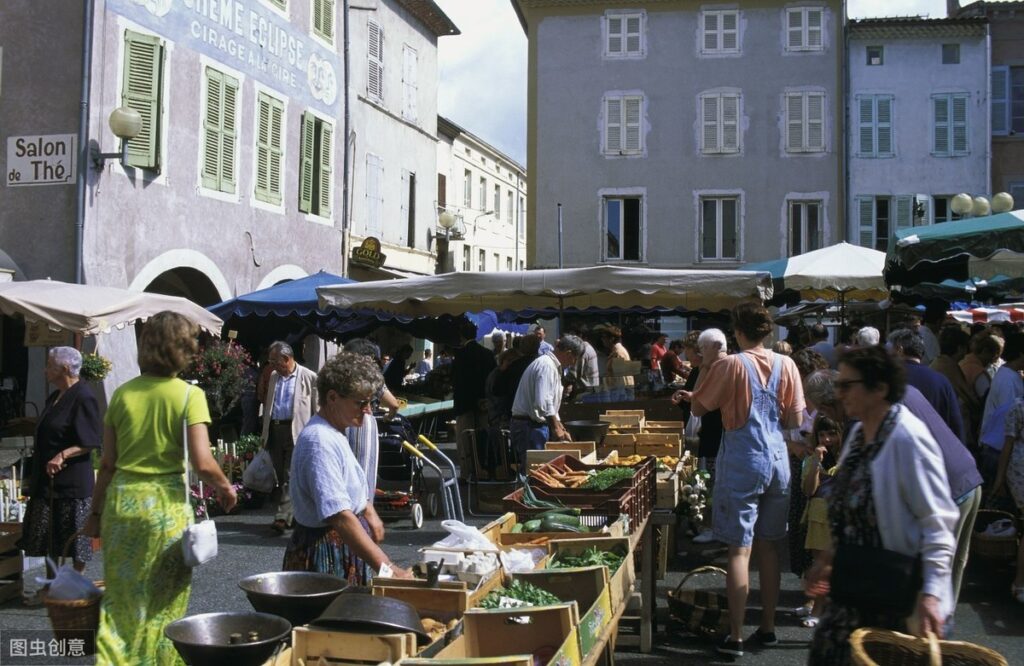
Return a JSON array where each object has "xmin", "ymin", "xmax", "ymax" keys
[{"xmin": 143, "ymin": 267, "xmax": 223, "ymax": 307}]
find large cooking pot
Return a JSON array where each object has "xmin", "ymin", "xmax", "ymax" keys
[
  {"xmin": 164, "ymin": 612, "xmax": 291, "ymax": 666},
  {"xmin": 310, "ymin": 592, "xmax": 429, "ymax": 644},
  {"xmin": 238, "ymin": 572, "xmax": 349, "ymax": 626},
  {"xmin": 563, "ymin": 420, "xmax": 611, "ymax": 445}
]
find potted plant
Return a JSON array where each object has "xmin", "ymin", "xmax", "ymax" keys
[
  {"xmin": 79, "ymin": 353, "xmax": 113, "ymax": 382},
  {"xmin": 180, "ymin": 340, "xmax": 255, "ymax": 418}
]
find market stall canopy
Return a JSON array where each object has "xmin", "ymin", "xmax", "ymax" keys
[
  {"xmin": 317, "ymin": 265, "xmax": 773, "ymax": 318},
  {"xmin": 209, "ymin": 270, "xmax": 356, "ymax": 318},
  {"xmin": 746, "ymin": 242, "xmax": 887, "ymax": 302},
  {"xmin": 947, "ymin": 306, "xmax": 1024, "ymax": 324},
  {"xmin": 0, "ymin": 279, "xmax": 223, "ymax": 336},
  {"xmin": 886, "ymin": 211, "xmax": 1024, "ymax": 297}
]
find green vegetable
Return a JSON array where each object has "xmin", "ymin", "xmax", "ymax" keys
[
  {"xmin": 537, "ymin": 507, "xmax": 582, "ymax": 518},
  {"xmin": 548, "ymin": 546, "xmax": 626, "ymax": 571},
  {"xmin": 522, "ymin": 519, "xmax": 542, "ymax": 532},
  {"xmin": 520, "ymin": 479, "xmax": 564, "ymax": 509},
  {"xmin": 510, "ymin": 523, "xmax": 525, "ymax": 534},
  {"xmin": 539, "ymin": 517, "xmax": 589, "ymax": 533},
  {"xmin": 581, "ymin": 467, "xmax": 636, "ymax": 490},
  {"xmin": 478, "ymin": 580, "xmax": 562, "ymax": 609},
  {"xmin": 537, "ymin": 513, "xmax": 581, "ymax": 528}
]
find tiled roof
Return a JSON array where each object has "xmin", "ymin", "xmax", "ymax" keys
[
  {"xmin": 954, "ymin": 1, "xmax": 1024, "ymax": 18},
  {"xmin": 395, "ymin": 0, "xmax": 460, "ymax": 37},
  {"xmin": 849, "ymin": 16, "xmax": 987, "ymax": 39}
]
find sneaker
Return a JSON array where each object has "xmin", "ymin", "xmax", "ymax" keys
[
  {"xmin": 692, "ymin": 529, "xmax": 717, "ymax": 544},
  {"xmin": 716, "ymin": 635, "xmax": 743, "ymax": 657},
  {"xmin": 747, "ymin": 629, "xmax": 779, "ymax": 647}
]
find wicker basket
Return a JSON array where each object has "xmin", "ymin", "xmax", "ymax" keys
[
  {"xmin": 850, "ymin": 629, "xmax": 1007, "ymax": 666},
  {"xmin": 666, "ymin": 565, "xmax": 730, "ymax": 638},
  {"xmin": 42, "ymin": 532, "xmax": 104, "ymax": 655},
  {"xmin": 971, "ymin": 509, "xmax": 1019, "ymax": 561}
]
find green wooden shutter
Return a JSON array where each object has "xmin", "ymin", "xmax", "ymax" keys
[
  {"xmin": 220, "ymin": 73, "xmax": 238, "ymax": 193},
  {"xmin": 256, "ymin": 94, "xmax": 283, "ymax": 204},
  {"xmin": 201, "ymin": 68, "xmax": 223, "ymax": 190},
  {"xmin": 268, "ymin": 98, "xmax": 283, "ymax": 204},
  {"xmin": 318, "ymin": 122, "xmax": 333, "ymax": 216},
  {"xmin": 122, "ymin": 30, "xmax": 163, "ymax": 170},
  {"xmin": 299, "ymin": 112, "xmax": 315, "ymax": 213},
  {"xmin": 314, "ymin": 0, "xmax": 335, "ymax": 42},
  {"xmin": 857, "ymin": 197, "xmax": 875, "ymax": 248},
  {"xmin": 858, "ymin": 96, "xmax": 874, "ymax": 156}
]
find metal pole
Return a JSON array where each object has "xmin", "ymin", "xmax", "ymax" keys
[
  {"xmin": 557, "ymin": 203, "xmax": 563, "ymax": 269},
  {"xmin": 75, "ymin": 0, "xmax": 96, "ymax": 284},
  {"xmin": 340, "ymin": 0, "xmax": 351, "ymax": 275}
]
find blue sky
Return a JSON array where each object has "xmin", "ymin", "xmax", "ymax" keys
[{"xmin": 433, "ymin": 0, "xmax": 993, "ymax": 165}]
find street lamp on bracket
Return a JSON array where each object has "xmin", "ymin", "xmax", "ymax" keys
[{"xmin": 91, "ymin": 106, "xmax": 143, "ymax": 170}]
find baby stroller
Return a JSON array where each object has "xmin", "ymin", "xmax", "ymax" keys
[{"xmin": 373, "ymin": 414, "xmax": 463, "ymax": 528}]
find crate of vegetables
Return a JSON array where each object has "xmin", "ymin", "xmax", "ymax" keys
[
  {"xmin": 547, "ymin": 537, "xmax": 634, "ymax": 612},
  {"xmin": 527, "ymin": 455, "xmax": 656, "ymax": 524},
  {"xmin": 502, "ymin": 484, "xmax": 639, "ymax": 531}
]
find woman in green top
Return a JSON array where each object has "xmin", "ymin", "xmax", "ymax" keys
[{"xmin": 84, "ymin": 312, "xmax": 236, "ymax": 665}]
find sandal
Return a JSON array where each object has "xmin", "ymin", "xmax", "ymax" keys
[
  {"xmin": 801, "ymin": 616, "xmax": 820, "ymax": 628},
  {"xmin": 1012, "ymin": 584, "xmax": 1024, "ymax": 603}
]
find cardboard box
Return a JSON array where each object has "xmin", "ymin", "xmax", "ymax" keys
[
  {"xmin": 511, "ymin": 566, "xmax": 613, "ymax": 661},
  {"xmin": 291, "ymin": 626, "xmax": 417, "ymax": 665},
  {"xmin": 436, "ymin": 604, "xmax": 582, "ymax": 666},
  {"xmin": 547, "ymin": 537, "xmax": 635, "ymax": 612}
]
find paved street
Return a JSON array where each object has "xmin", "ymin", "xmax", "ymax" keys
[{"xmin": 1, "ymin": 497, "xmax": 1021, "ymax": 665}]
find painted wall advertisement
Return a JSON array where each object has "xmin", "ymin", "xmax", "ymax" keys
[{"xmin": 109, "ymin": 0, "xmax": 340, "ymax": 115}]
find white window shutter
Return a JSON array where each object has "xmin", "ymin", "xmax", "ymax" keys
[
  {"xmin": 952, "ymin": 95, "xmax": 968, "ymax": 154},
  {"xmin": 722, "ymin": 12, "xmax": 738, "ymax": 51},
  {"xmin": 894, "ymin": 195, "xmax": 913, "ymax": 230},
  {"xmin": 605, "ymin": 98, "xmax": 622, "ymax": 152},
  {"xmin": 368, "ymin": 21, "xmax": 383, "ymax": 100},
  {"xmin": 858, "ymin": 97, "xmax": 874, "ymax": 155},
  {"xmin": 807, "ymin": 9, "xmax": 823, "ymax": 49},
  {"xmin": 787, "ymin": 94, "xmax": 804, "ymax": 152},
  {"xmin": 876, "ymin": 96, "xmax": 892, "ymax": 156},
  {"xmin": 402, "ymin": 46, "xmax": 417, "ymax": 121},
  {"xmin": 607, "ymin": 17, "xmax": 623, "ymax": 54},
  {"xmin": 992, "ymin": 66, "xmax": 1009, "ymax": 135},
  {"xmin": 857, "ymin": 197, "xmax": 875, "ymax": 248},
  {"xmin": 722, "ymin": 95, "xmax": 739, "ymax": 151},
  {"xmin": 787, "ymin": 10, "xmax": 803, "ymax": 49},
  {"xmin": 933, "ymin": 96, "xmax": 950, "ymax": 154},
  {"xmin": 702, "ymin": 95, "xmax": 719, "ymax": 152},
  {"xmin": 625, "ymin": 16, "xmax": 641, "ymax": 54},
  {"xmin": 807, "ymin": 93, "xmax": 824, "ymax": 151},
  {"xmin": 624, "ymin": 97, "xmax": 642, "ymax": 151},
  {"xmin": 703, "ymin": 13, "xmax": 718, "ymax": 51}
]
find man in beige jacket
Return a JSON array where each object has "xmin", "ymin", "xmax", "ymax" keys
[{"xmin": 262, "ymin": 341, "xmax": 318, "ymax": 533}]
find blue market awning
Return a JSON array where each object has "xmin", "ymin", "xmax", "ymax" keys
[{"xmin": 209, "ymin": 270, "xmax": 355, "ymax": 318}]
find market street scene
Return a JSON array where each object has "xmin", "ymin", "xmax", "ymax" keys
[{"xmin": 1, "ymin": 0, "xmax": 1023, "ymax": 665}]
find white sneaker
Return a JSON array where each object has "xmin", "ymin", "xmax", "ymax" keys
[{"xmin": 692, "ymin": 529, "xmax": 717, "ymax": 544}]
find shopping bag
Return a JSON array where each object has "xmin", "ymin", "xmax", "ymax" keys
[
  {"xmin": 181, "ymin": 519, "xmax": 218, "ymax": 568},
  {"xmin": 242, "ymin": 448, "xmax": 277, "ymax": 493}
]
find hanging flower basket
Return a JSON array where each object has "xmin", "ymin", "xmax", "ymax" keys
[{"xmin": 79, "ymin": 353, "xmax": 113, "ymax": 382}]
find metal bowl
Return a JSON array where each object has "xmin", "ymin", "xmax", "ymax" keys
[
  {"xmin": 238, "ymin": 571, "xmax": 349, "ymax": 626},
  {"xmin": 563, "ymin": 420, "xmax": 611, "ymax": 445},
  {"xmin": 164, "ymin": 612, "xmax": 291, "ymax": 666},
  {"xmin": 310, "ymin": 592, "xmax": 429, "ymax": 644}
]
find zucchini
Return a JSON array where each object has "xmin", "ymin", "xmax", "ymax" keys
[
  {"xmin": 539, "ymin": 516, "xmax": 590, "ymax": 533},
  {"xmin": 537, "ymin": 507, "xmax": 582, "ymax": 518},
  {"xmin": 522, "ymin": 519, "xmax": 542, "ymax": 532},
  {"xmin": 510, "ymin": 523, "xmax": 525, "ymax": 534},
  {"xmin": 538, "ymin": 512, "xmax": 582, "ymax": 528}
]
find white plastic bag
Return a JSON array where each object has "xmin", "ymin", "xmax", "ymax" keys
[
  {"xmin": 432, "ymin": 520, "xmax": 499, "ymax": 552},
  {"xmin": 499, "ymin": 548, "xmax": 544, "ymax": 573},
  {"xmin": 242, "ymin": 448, "xmax": 277, "ymax": 493},
  {"xmin": 685, "ymin": 414, "xmax": 701, "ymax": 439},
  {"xmin": 39, "ymin": 559, "xmax": 102, "ymax": 601}
]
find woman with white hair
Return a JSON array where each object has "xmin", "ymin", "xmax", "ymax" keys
[{"xmin": 18, "ymin": 347, "xmax": 102, "ymax": 573}]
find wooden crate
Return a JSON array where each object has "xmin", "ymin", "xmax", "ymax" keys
[
  {"xmin": 512, "ymin": 567, "xmax": 613, "ymax": 661},
  {"xmin": 439, "ymin": 605, "xmax": 582, "ymax": 666},
  {"xmin": 601, "ymin": 414, "xmax": 644, "ymax": 430},
  {"xmin": 598, "ymin": 434, "xmax": 636, "ymax": 458},
  {"xmin": 547, "ymin": 537, "xmax": 635, "ymax": 612},
  {"xmin": 600, "ymin": 410, "xmax": 645, "ymax": 418},
  {"xmin": 633, "ymin": 433, "xmax": 682, "ymax": 458},
  {"xmin": 291, "ymin": 626, "xmax": 417, "ymax": 665},
  {"xmin": 656, "ymin": 471, "xmax": 679, "ymax": 509},
  {"xmin": 644, "ymin": 420, "xmax": 683, "ymax": 430},
  {"xmin": 477, "ymin": 512, "xmax": 625, "ymax": 549},
  {"xmin": 545, "ymin": 441, "xmax": 598, "ymax": 464},
  {"xmin": 0, "ymin": 523, "xmax": 23, "ymax": 604}
]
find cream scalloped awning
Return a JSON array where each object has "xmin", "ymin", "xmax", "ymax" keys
[{"xmin": 0, "ymin": 279, "xmax": 223, "ymax": 336}]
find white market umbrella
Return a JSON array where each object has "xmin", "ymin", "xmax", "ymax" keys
[
  {"xmin": 317, "ymin": 265, "xmax": 773, "ymax": 317},
  {"xmin": 0, "ymin": 279, "xmax": 223, "ymax": 336},
  {"xmin": 748, "ymin": 242, "xmax": 887, "ymax": 302}
]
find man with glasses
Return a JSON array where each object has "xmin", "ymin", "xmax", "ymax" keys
[
  {"xmin": 510, "ymin": 335, "xmax": 584, "ymax": 469},
  {"xmin": 261, "ymin": 341, "xmax": 319, "ymax": 534}
]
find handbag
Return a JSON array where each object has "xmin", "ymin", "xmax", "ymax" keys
[
  {"xmin": 830, "ymin": 543, "xmax": 922, "ymax": 615},
  {"xmin": 180, "ymin": 385, "xmax": 218, "ymax": 568},
  {"xmin": 242, "ymin": 446, "xmax": 277, "ymax": 494}
]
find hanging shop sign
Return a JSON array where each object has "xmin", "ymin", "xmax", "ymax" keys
[
  {"xmin": 351, "ymin": 237, "xmax": 387, "ymax": 269},
  {"xmin": 6, "ymin": 135, "xmax": 77, "ymax": 187}
]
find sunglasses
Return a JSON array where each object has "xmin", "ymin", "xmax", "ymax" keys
[{"xmin": 344, "ymin": 396, "xmax": 374, "ymax": 410}]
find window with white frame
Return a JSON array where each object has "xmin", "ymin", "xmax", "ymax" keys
[
  {"xmin": 788, "ymin": 200, "xmax": 823, "ymax": 256},
  {"xmin": 312, "ymin": 0, "xmax": 335, "ymax": 44},
  {"xmin": 519, "ymin": 196, "xmax": 525, "ymax": 237},
  {"xmin": 603, "ymin": 94, "xmax": 643, "ymax": 155},
  {"xmin": 605, "ymin": 12, "xmax": 644, "ymax": 58},
  {"xmin": 933, "ymin": 196, "xmax": 964, "ymax": 223},
  {"xmin": 700, "ymin": 92, "xmax": 741, "ymax": 154},
  {"xmin": 201, "ymin": 67, "xmax": 240, "ymax": 195},
  {"xmin": 506, "ymin": 191, "xmax": 513, "ymax": 222},
  {"xmin": 365, "ymin": 153, "xmax": 384, "ymax": 236},
  {"xmin": 506, "ymin": 257, "xmax": 513, "ymax": 271},
  {"xmin": 462, "ymin": 246, "xmax": 471, "ymax": 271},
  {"xmin": 856, "ymin": 195, "xmax": 913, "ymax": 251},
  {"xmin": 866, "ymin": 45, "xmax": 883, "ymax": 66},
  {"xmin": 857, "ymin": 95, "xmax": 893, "ymax": 158},
  {"xmin": 786, "ymin": 7, "xmax": 824, "ymax": 52},
  {"xmin": 478, "ymin": 249, "xmax": 486, "ymax": 272},
  {"xmin": 700, "ymin": 196, "xmax": 740, "ymax": 261},
  {"xmin": 992, "ymin": 66, "xmax": 1024, "ymax": 136},
  {"xmin": 702, "ymin": 10, "xmax": 739, "ymax": 54},
  {"xmin": 932, "ymin": 93, "xmax": 968, "ymax": 156},
  {"xmin": 603, "ymin": 196, "xmax": 643, "ymax": 262},
  {"xmin": 478, "ymin": 177, "xmax": 487, "ymax": 210},
  {"xmin": 493, "ymin": 184, "xmax": 501, "ymax": 217},
  {"xmin": 786, "ymin": 92, "xmax": 825, "ymax": 153},
  {"xmin": 401, "ymin": 45, "xmax": 417, "ymax": 122},
  {"xmin": 463, "ymin": 169, "xmax": 472, "ymax": 208},
  {"xmin": 367, "ymin": 20, "xmax": 383, "ymax": 102}
]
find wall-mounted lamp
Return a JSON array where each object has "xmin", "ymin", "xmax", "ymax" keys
[{"xmin": 91, "ymin": 106, "xmax": 143, "ymax": 169}]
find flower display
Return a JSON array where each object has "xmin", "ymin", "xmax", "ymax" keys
[
  {"xmin": 180, "ymin": 340, "xmax": 255, "ymax": 417},
  {"xmin": 79, "ymin": 353, "xmax": 113, "ymax": 381}
]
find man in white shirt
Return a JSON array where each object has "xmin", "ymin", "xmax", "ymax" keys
[
  {"xmin": 978, "ymin": 332, "xmax": 1024, "ymax": 486},
  {"xmin": 510, "ymin": 335, "xmax": 584, "ymax": 467},
  {"xmin": 415, "ymin": 348, "xmax": 433, "ymax": 376}
]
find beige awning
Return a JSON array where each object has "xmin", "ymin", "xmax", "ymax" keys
[{"xmin": 0, "ymin": 279, "xmax": 223, "ymax": 336}]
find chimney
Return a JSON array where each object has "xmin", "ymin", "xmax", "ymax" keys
[{"xmin": 947, "ymin": 0, "xmax": 960, "ymax": 17}]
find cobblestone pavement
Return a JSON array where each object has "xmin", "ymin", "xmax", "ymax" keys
[{"xmin": 1, "ymin": 497, "xmax": 1021, "ymax": 665}]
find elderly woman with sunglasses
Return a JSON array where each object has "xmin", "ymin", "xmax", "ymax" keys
[
  {"xmin": 806, "ymin": 346, "xmax": 957, "ymax": 664},
  {"xmin": 282, "ymin": 352, "xmax": 412, "ymax": 584}
]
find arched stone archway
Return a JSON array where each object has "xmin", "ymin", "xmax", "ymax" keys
[
  {"xmin": 142, "ymin": 266, "xmax": 223, "ymax": 306},
  {"xmin": 256, "ymin": 264, "xmax": 309, "ymax": 290},
  {"xmin": 129, "ymin": 249, "xmax": 232, "ymax": 305}
]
